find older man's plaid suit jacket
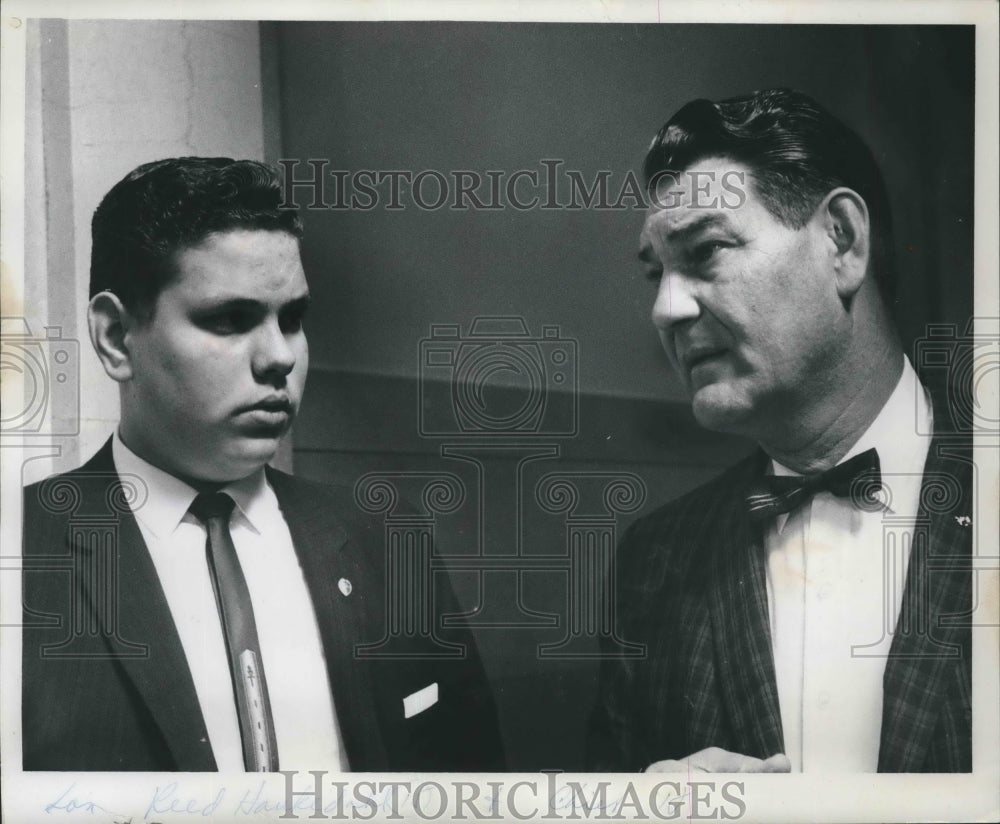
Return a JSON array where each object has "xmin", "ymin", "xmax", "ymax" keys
[{"xmin": 588, "ymin": 384, "xmax": 973, "ymax": 773}]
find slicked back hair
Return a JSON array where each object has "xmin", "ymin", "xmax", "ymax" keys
[{"xmin": 643, "ymin": 89, "xmax": 895, "ymax": 306}]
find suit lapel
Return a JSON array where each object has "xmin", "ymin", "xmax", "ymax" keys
[
  {"xmin": 878, "ymin": 432, "xmax": 973, "ymax": 772},
  {"xmin": 267, "ymin": 470, "xmax": 389, "ymax": 769},
  {"xmin": 707, "ymin": 454, "xmax": 785, "ymax": 759},
  {"xmin": 73, "ymin": 440, "xmax": 216, "ymax": 770}
]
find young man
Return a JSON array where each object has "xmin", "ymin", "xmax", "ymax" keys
[
  {"xmin": 22, "ymin": 157, "xmax": 504, "ymax": 772},
  {"xmin": 588, "ymin": 90, "xmax": 972, "ymax": 773}
]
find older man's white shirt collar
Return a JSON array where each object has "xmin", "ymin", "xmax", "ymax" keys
[
  {"xmin": 771, "ymin": 356, "xmax": 932, "ymax": 512},
  {"xmin": 111, "ymin": 431, "xmax": 268, "ymax": 538},
  {"xmin": 840, "ymin": 356, "xmax": 932, "ymax": 510}
]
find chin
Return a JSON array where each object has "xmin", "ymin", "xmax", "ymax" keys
[
  {"xmin": 193, "ymin": 441, "xmax": 279, "ymax": 483},
  {"xmin": 232, "ymin": 441, "xmax": 281, "ymax": 470},
  {"xmin": 690, "ymin": 388, "xmax": 754, "ymax": 435}
]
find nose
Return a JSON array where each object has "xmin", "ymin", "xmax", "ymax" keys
[
  {"xmin": 252, "ymin": 317, "xmax": 297, "ymax": 383},
  {"xmin": 650, "ymin": 270, "xmax": 700, "ymax": 332}
]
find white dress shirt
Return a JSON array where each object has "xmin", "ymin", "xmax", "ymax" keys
[
  {"xmin": 765, "ymin": 356, "xmax": 933, "ymax": 772},
  {"xmin": 113, "ymin": 433, "xmax": 347, "ymax": 771}
]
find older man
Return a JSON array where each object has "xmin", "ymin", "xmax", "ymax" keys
[{"xmin": 588, "ymin": 89, "xmax": 971, "ymax": 773}]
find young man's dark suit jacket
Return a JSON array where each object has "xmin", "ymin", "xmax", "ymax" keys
[
  {"xmin": 588, "ymin": 380, "xmax": 972, "ymax": 772},
  {"xmin": 22, "ymin": 438, "xmax": 505, "ymax": 771}
]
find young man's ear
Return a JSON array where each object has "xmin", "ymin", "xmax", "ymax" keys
[
  {"xmin": 820, "ymin": 187, "xmax": 871, "ymax": 302},
  {"xmin": 88, "ymin": 292, "xmax": 136, "ymax": 382}
]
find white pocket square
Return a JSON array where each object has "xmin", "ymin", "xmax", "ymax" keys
[{"xmin": 403, "ymin": 682, "xmax": 439, "ymax": 719}]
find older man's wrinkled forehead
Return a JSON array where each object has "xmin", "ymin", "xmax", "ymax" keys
[
  {"xmin": 646, "ymin": 155, "xmax": 750, "ymax": 215},
  {"xmin": 640, "ymin": 156, "xmax": 755, "ymax": 255}
]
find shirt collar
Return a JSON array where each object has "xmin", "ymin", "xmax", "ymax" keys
[
  {"xmin": 839, "ymin": 355, "xmax": 933, "ymax": 482},
  {"xmin": 112, "ymin": 431, "xmax": 268, "ymax": 538},
  {"xmin": 770, "ymin": 356, "xmax": 933, "ymax": 510}
]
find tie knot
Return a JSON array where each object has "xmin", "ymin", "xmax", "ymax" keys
[
  {"xmin": 189, "ymin": 491, "xmax": 236, "ymax": 524},
  {"xmin": 814, "ymin": 448, "xmax": 881, "ymax": 498}
]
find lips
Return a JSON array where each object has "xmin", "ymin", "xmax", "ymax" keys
[
  {"xmin": 682, "ymin": 346, "xmax": 727, "ymax": 375},
  {"xmin": 235, "ymin": 396, "xmax": 294, "ymax": 431},
  {"xmin": 243, "ymin": 396, "xmax": 293, "ymax": 414}
]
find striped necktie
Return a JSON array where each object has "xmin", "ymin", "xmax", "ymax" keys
[{"xmin": 189, "ymin": 492, "xmax": 279, "ymax": 771}]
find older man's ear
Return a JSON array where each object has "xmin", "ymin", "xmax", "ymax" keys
[{"xmin": 819, "ymin": 187, "xmax": 871, "ymax": 305}]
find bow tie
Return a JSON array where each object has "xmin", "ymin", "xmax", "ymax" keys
[{"xmin": 745, "ymin": 447, "xmax": 882, "ymax": 523}]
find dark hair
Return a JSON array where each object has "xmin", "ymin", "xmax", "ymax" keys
[
  {"xmin": 90, "ymin": 157, "xmax": 303, "ymax": 317},
  {"xmin": 643, "ymin": 88, "xmax": 895, "ymax": 304}
]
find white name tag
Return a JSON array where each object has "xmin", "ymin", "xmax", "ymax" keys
[{"xmin": 403, "ymin": 682, "xmax": 439, "ymax": 719}]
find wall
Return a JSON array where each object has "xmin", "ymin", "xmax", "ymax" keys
[
  {"xmin": 275, "ymin": 23, "xmax": 974, "ymax": 399},
  {"xmin": 19, "ymin": 19, "xmax": 268, "ymax": 482}
]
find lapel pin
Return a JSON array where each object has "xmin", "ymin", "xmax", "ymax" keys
[
  {"xmin": 954, "ymin": 515, "xmax": 971, "ymax": 527},
  {"xmin": 338, "ymin": 578, "xmax": 353, "ymax": 597}
]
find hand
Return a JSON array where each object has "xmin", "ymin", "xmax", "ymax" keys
[{"xmin": 645, "ymin": 747, "xmax": 791, "ymax": 773}]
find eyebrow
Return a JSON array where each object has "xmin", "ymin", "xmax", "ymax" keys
[
  {"xmin": 196, "ymin": 292, "xmax": 312, "ymax": 313},
  {"xmin": 281, "ymin": 294, "xmax": 312, "ymax": 313},
  {"xmin": 637, "ymin": 212, "xmax": 734, "ymax": 263},
  {"xmin": 662, "ymin": 212, "xmax": 732, "ymax": 242}
]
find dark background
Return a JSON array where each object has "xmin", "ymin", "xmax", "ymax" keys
[{"xmin": 265, "ymin": 23, "xmax": 974, "ymax": 770}]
